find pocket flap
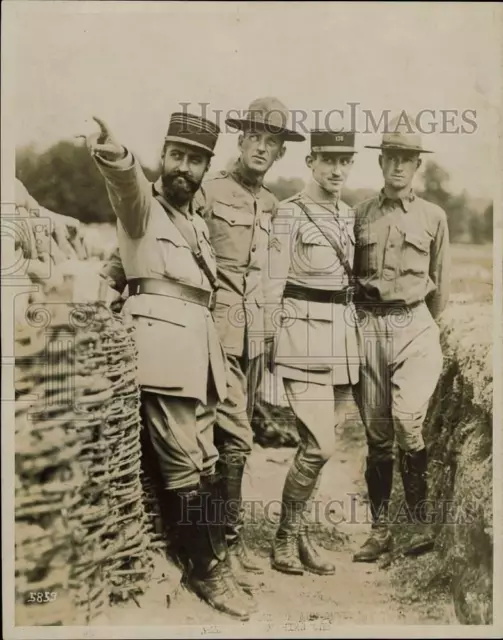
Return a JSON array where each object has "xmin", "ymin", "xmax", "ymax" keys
[
  {"xmin": 285, "ymin": 297, "xmax": 334, "ymax": 322},
  {"xmin": 125, "ymin": 294, "xmax": 187, "ymax": 326},
  {"xmin": 155, "ymin": 233, "xmax": 186, "ymax": 247},
  {"xmin": 212, "ymin": 202, "xmax": 253, "ymax": 227},
  {"xmin": 215, "ymin": 287, "xmax": 238, "ymax": 307},
  {"xmin": 298, "ymin": 224, "xmax": 331, "ymax": 247},
  {"xmin": 405, "ymin": 231, "xmax": 429, "ymax": 253},
  {"xmin": 133, "ymin": 311, "xmax": 186, "ymax": 327},
  {"xmin": 358, "ymin": 232, "xmax": 378, "ymax": 247}
]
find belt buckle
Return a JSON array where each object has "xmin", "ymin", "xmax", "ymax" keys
[{"xmin": 345, "ymin": 286, "xmax": 355, "ymax": 305}]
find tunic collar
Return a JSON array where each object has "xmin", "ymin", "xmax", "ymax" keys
[
  {"xmin": 378, "ymin": 188, "xmax": 416, "ymax": 213},
  {"xmin": 230, "ymin": 158, "xmax": 264, "ymax": 195},
  {"xmin": 303, "ymin": 179, "xmax": 340, "ymax": 214}
]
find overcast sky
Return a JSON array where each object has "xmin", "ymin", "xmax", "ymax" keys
[{"xmin": 4, "ymin": 1, "xmax": 501, "ymax": 198}]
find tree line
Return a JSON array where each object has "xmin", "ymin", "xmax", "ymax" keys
[{"xmin": 16, "ymin": 141, "xmax": 493, "ymax": 243}]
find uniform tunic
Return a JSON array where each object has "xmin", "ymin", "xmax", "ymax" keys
[
  {"xmin": 198, "ymin": 159, "xmax": 279, "ymax": 357},
  {"xmin": 269, "ymin": 180, "xmax": 361, "ymax": 465},
  {"xmin": 195, "ymin": 159, "xmax": 280, "ymax": 456},
  {"xmin": 93, "ymin": 151, "xmax": 228, "ymax": 489},
  {"xmin": 99, "ymin": 158, "xmax": 282, "ymax": 456},
  {"xmin": 354, "ymin": 190, "xmax": 450, "ymax": 462},
  {"xmin": 274, "ymin": 180, "xmax": 360, "ymax": 386}
]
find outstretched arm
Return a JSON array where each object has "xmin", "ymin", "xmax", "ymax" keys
[{"xmin": 86, "ymin": 116, "xmax": 151, "ymax": 239}]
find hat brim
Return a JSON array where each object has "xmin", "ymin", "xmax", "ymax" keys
[
  {"xmin": 225, "ymin": 118, "xmax": 306, "ymax": 142},
  {"xmin": 311, "ymin": 146, "xmax": 357, "ymax": 154},
  {"xmin": 364, "ymin": 144, "xmax": 433, "ymax": 153},
  {"xmin": 164, "ymin": 135, "xmax": 215, "ymax": 156}
]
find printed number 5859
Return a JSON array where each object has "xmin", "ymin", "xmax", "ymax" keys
[{"xmin": 27, "ymin": 592, "xmax": 57, "ymax": 604}]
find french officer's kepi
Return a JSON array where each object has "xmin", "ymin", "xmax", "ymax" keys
[
  {"xmin": 165, "ymin": 112, "xmax": 220, "ymax": 156},
  {"xmin": 311, "ymin": 130, "xmax": 357, "ymax": 153},
  {"xmin": 365, "ymin": 113, "xmax": 432, "ymax": 153},
  {"xmin": 226, "ymin": 97, "xmax": 306, "ymax": 142}
]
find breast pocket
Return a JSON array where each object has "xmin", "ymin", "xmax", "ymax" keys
[
  {"xmin": 357, "ymin": 232, "xmax": 379, "ymax": 276},
  {"xmin": 296, "ymin": 224, "xmax": 343, "ymax": 277},
  {"xmin": 401, "ymin": 230, "xmax": 430, "ymax": 276},
  {"xmin": 155, "ymin": 233, "xmax": 196, "ymax": 282},
  {"xmin": 207, "ymin": 201, "xmax": 254, "ymax": 261}
]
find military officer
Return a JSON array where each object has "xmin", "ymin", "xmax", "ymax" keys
[
  {"xmin": 269, "ymin": 130, "xmax": 360, "ymax": 575},
  {"xmin": 352, "ymin": 114, "xmax": 450, "ymax": 562},
  {"xmin": 86, "ymin": 112, "xmax": 252, "ymax": 620},
  {"xmin": 199, "ymin": 98, "xmax": 305, "ymax": 584},
  {"xmin": 99, "ymin": 98, "xmax": 306, "ymax": 588}
]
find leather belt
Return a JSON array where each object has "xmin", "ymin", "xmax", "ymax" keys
[
  {"xmin": 128, "ymin": 277, "xmax": 214, "ymax": 309},
  {"xmin": 355, "ymin": 299, "xmax": 423, "ymax": 316},
  {"xmin": 283, "ymin": 282, "xmax": 354, "ymax": 305}
]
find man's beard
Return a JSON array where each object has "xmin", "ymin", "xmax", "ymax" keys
[{"xmin": 161, "ymin": 172, "xmax": 201, "ymax": 207}]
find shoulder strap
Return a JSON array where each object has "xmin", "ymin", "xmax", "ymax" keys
[
  {"xmin": 153, "ymin": 187, "xmax": 219, "ymax": 292},
  {"xmin": 292, "ymin": 197, "xmax": 354, "ymax": 283}
]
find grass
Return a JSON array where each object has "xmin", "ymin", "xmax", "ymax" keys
[{"xmin": 449, "ymin": 243, "xmax": 492, "ymax": 303}]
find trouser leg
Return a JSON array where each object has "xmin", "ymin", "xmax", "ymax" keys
[
  {"xmin": 141, "ymin": 392, "xmax": 216, "ymax": 490},
  {"xmin": 213, "ymin": 354, "xmax": 263, "ymax": 576},
  {"xmin": 272, "ymin": 379, "xmax": 338, "ymax": 575},
  {"xmin": 353, "ymin": 314, "xmax": 394, "ymax": 562},
  {"xmin": 391, "ymin": 308, "xmax": 443, "ymax": 519}
]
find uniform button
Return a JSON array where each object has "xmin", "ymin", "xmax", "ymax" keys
[{"xmin": 251, "ymin": 246, "xmax": 256, "ymax": 252}]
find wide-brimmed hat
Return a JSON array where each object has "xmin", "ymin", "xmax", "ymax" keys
[
  {"xmin": 310, "ymin": 130, "xmax": 357, "ymax": 154},
  {"xmin": 225, "ymin": 97, "xmax": 306, "ymax": 142},
  {"xmin": 165, "ymin": 112, "xmax": 220, "ymax": 156},
  {"xmin": 365, "ymin": 113, "xmax": 432, "ymax": 153}
]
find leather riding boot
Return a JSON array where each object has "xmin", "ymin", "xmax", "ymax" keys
[
  {"xmin": 399, "ymin": 448, "xmax": 428, "ymax": 523},
  {"xmin": 272, "ymin": 499, "xmax": 305, "ymax": 574},
  {"xmin": 170, "ymin": 477, "xmax": 252, "ymax": 620},
  {"xmin": 399, "ymin": 448, "xmax": 435, "ymax": 555},
  {"xmin": 353, "ymin": 458, "xmax": 394, "ymax": 563},
  {"xmin": 203, "ymin": 473, "xmax": 258, "ymax": 611},
  {"xmin": 216, "ymin": 454, "xmax": 263, "ymax": 580},
  {"xmin": 298, "ymin": 473, "xmax": 335, "ymax": 575},
  {"xmin": 298, "ymin": 525, "xmax": 336, "ymax": 575},
  {"xmin": 140, "ymin": 428, "xmax": 190, "ymax": 571},
  {"xmin": 272, "ymin": 454, "xmax": 320, "ymax": 575}
]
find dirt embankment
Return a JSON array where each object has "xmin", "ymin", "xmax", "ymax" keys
[{"xmin": 388, "ymin": 302, "xmax": 493, "ymax": 625}]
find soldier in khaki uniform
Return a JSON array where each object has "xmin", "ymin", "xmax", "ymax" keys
[
  {"xmin": 86, "ymin": 113, "xmax": 252, "ymax": 620},
  {"xmin": 269, "ymin": 131, "xmax": 360, "ymax": 575},
  {"xmin": 199, "ymin": 98, "xmax": 305, "ymax": 584},
  {"xmin": 99, "ymin": 98, "xmax": 305, "ymax": 589},
  {"xmin": 352, "ymin": 115, "xmax": 450, "ymax": 562}
]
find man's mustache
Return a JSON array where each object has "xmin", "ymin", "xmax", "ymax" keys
[{"xmin": 165, "ymin": 172, "xmax": 199, "ymax": 189}]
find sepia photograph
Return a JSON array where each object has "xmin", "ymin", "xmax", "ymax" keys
[{"xmin": 1, "ymin": 1, "xmax": 502, "ymax": 638}]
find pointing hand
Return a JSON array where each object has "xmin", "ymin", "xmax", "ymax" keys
[{"xmin": 82, "ymin": 116, "xmax": 127, "ymax": 162}]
